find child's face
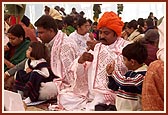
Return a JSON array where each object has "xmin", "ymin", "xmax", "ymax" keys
[
  {"xmin": 26, "ymin": 46, "xmax": 33, "ymax": 59},
  {"xmin": 123, "ymin": 56, "xmax": 133, "ymax": 70}
]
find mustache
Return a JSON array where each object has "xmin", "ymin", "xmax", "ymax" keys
[{"xmin": 99, "ymin": 38, "xmax": 107, "ymax": 41}]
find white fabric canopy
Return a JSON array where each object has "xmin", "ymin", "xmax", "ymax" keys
[{"xmin": 23, "ymin": 2, "xmax": 165, "ymax": 25}]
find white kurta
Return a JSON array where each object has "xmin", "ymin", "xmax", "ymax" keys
[
  {"xmin": 69, "ymin": 31, "xmax": 92, "ymax": 56},
  {"xmin": 58, "ymin": 37, "xmax": 130, "ymax": 111}
]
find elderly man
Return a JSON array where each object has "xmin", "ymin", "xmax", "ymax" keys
[{"xmin": 57, "ymin": 11, "xmax": 130, "ymax": 111}]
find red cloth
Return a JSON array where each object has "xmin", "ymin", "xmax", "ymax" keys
[
  {"xmin": 97, "ymin": 11, "xmax": 124, "ymax": 37},
  {"xmin": 10, "ymin": 15, "xmax": 20, "ymax": 25}
]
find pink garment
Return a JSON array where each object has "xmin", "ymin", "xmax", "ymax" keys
[
  {"xmin": 57, "ymin": 37, "xmax": 130, "ymax": 111},
  {"xmin": 51, "ymin": 30, "xmax": 80, "ymax": 109}
]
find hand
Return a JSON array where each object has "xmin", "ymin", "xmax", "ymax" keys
[
  {"xmin": 106, "ymin": 61, "xmax": 115, "ymax": 75},
  {"xmin": 26, "ymin": 68, "xmax": 32, "ymax": 73},
  {"xmin": 89, "ymin": 32, "xmax": 95, "ymax": 40},
  {"xmin": 78, "ymin": 52, "xmax": 94, "ymax": 64},
  {"xmin": 86, "ymin": 40, "xmax": 99, "ymax": 51}
]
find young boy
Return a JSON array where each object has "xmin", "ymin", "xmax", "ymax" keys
[{"xmin": 106, "ymin": 42, "xmax": 148, "ymax": 111}]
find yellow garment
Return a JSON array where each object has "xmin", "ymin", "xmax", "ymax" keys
[{"xmin": 49, "ymin": 8, "xmax": 62, "ymax": 20}]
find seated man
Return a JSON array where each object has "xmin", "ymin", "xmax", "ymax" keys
[{"xmin": 56, "ymin": 11, "xmax": 130, "ymax": 111}]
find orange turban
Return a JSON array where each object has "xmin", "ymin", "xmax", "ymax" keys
[{"xmin": 97, "ymin": 11, "xmax": 124, "ymax": 37}]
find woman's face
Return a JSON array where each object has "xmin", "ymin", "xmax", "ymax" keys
[
  {"xmin": 125, "ymin": 27, "xmax": 133, "ymax": 35},
  {"xmin": 7, "ymin": 33, "xmax": 23, "ymax": 46}
]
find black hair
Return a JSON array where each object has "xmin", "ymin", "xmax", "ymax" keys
[
  {"xmin": 93, "ymin": 21, "xmax": 98, "ymax": 26},
  {"xmin": 122, "ymin": 42, "xmax": 148, "ymax": 64},
  {"xmin": 87, "ymin": 19, "xmax": 93, "ymax": 25},
  {"xmin": 21, "ymin": 15, "xmax": 30, "ymax": 27},
  {"xmin": 76, "ymin": 17, "xmax": 87, "ymax": 27},
  {"xmin": 34, "ymin": 15, "xmax": 58, "ymax": 33},
  {"xmin": 122, "ymin": 22, "xmax": 128, "ymax": 31},
  {"xmin": 29, "ymin": 41, "xmax": 50, "ymax": 63},
  {"xmin": 7, "ymin": 24, "xmax": 25, "ymax": 40},
  {"xmin": 137, "ymin": 18, "xmax": 144, "ymax": 27},
  {"xmin": 72, "ymin": 7, "xmax": 76, "ymax": 10},
  {"xmin": 63, "ymin": 15, "xmax": 74, "ymax": 26},
  {"xmin": 4, "ymin": 14, "xmax": 11, "ymax": 21},
  {"xmin": 127, "ymin": 19, "xmax": 144, "ymax": 34}
]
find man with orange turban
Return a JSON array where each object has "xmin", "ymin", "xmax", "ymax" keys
[
  {"xmin": 57, "ymin": 11, "xmax": 130, "ymax": 111},
  {"xmin": 97, "ymin": 11, "xmax": 124, "ymax": 37}
]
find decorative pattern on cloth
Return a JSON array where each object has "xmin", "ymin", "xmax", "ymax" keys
[
  {"xmin": 69, "ymin": 31, "xmax": 92, "ymax": 56},
  {"xmin": 57, "ymin": 37, "xmax": 129, "ymax": 111},
  {"xmin": 57, "ymin": 58, "xmax": 89, "ymax": 111},
  {"xmin": 87, "ymin": 38, "xmax": 129, "ymax": 109},
  {"xmin": 142, "ymin": 60, "xmax": 164, "ymax": 111},
  {"xmin": 51, "ymin": 30, "xmax": 65, "ymax": 78},
  {"xmin": 51, "ymin": 30, "xmax": 81, "ymax": 110}
]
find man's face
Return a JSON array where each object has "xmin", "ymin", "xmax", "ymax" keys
[
  {"xmin": 36, "ymin": 27, "xmax": 52, "ymax": 43},
  {"xmin": 98, "ymin": 27, "xmax": 117, "ymax": 45}
]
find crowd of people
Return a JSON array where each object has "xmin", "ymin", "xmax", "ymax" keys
[{"xmin": 4, "ymin": 5, "xmax": 164, "ymax": 111}]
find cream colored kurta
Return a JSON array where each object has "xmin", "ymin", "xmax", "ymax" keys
[{"xmin": 127, "ymin": 29, "xmax": 144, "ymax": 42}]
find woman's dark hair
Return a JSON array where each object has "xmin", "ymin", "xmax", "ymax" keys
[
  {"xmin": 34, "ymin": 15, "xmax": 58, "ymax": 33},
  {"xmin": 21, "ymin": 15, "xmax": 30, "ymax": 27},
  {"xmin": 7, "ymin": 24, "xmax": 25, "ymax": 40},
  {"xmin": 122, "ymin": 42, "xmax": 148, "ymax": 64},
  {"xmin": 137, "ymin": 18, "xmax": 144, "ymax": 27},
  {"xmin": 29, "ymin": 41, "xmax": 50, "ymax": 63},
  {"xmin": 63, "ymin": 15, "xmax": 74, "ymax": 26},
  {"xmin": 127, "ymin": 19, "xmax": 144, "ymax": 34}
]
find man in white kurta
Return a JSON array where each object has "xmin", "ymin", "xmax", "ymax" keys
[
  {"xmin": 50, "ymin": 17, "xmax": 94, "ymax": 103},
  {"xmin": 57, "ymin": 11, "xmax": 130, "ymax": 111}
]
